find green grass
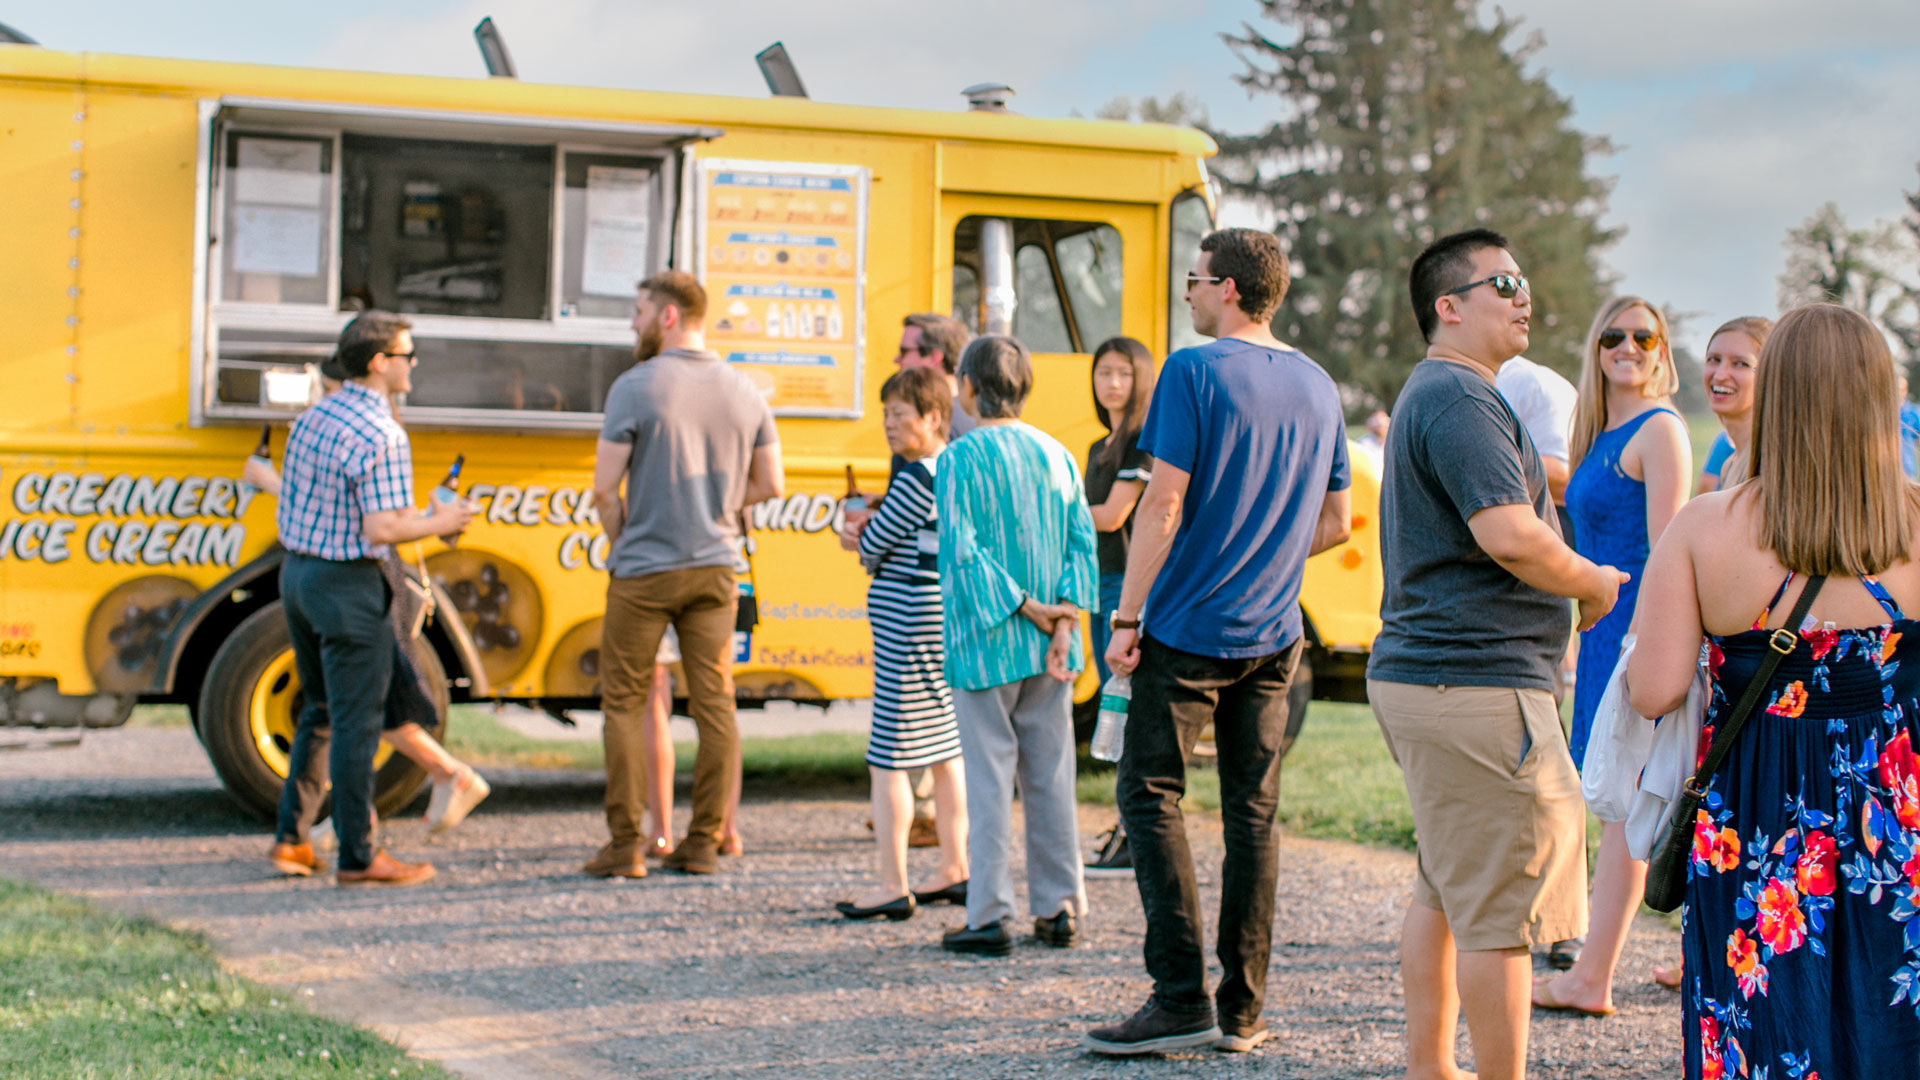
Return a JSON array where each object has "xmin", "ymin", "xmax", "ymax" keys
[
  {"xmin": 0, "ymin": 878, "xmax": 450, "ymax": 1080},
  {"xmin": 444, "ymin": 706, "xmax": 870, "ymax": 784},
  {"xmin": 1077, "ymin": 701, "xmax": 1418, "ymax": 848},
  {"xmin": 1685, "ymin": 410, "xmax": 1725, "ymax": 480}
]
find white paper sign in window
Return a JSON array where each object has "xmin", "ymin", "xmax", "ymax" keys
[
  {"xmin": 233, "ymin": 137, "xmax": 325, "ymax": 207},
  {"xmin": 231, "ymin": 206, "xmax": 322, "ymax": 276},
  {"xmin": 581, "ymin": 165, "xmax": 653, "ymax": 297}
]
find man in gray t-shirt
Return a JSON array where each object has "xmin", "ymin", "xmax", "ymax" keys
[
  {"xmin": 587, "ymin": 271, "xmax": 784, "ymax": 879},
  {"xmin": 1367, "ymin": 230, "xmax": 1624, "ymax": 1080}
]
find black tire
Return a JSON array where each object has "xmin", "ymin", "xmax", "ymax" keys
[
  {"xmin": 1278, "ymin": 651, "xmax": 1313, "ymax": 761},
  {"xmin": 197, "ymin": 602, "xmax": 448, "ymax": 822}
]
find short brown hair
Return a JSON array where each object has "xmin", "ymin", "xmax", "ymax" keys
[
  {"xmin": 334, "ymin": 311, "xmax": 411, "ymax": 378},
  {"xmin": 1747, "ymin": 303, "xmax": 1920, "ymax": 576},
  {"xmin": 879, "ymin": 366, "xmax": 953, "ymax": 433},
  {"xmin": 638, "ymin": 271, "xmax": 707, "ymax": 322},
  {"xmin": 1199, "ymin": 228, "xmax": 1290, "ymax": 322},
  {"xmin": 903, "ymin": 312, "xmax": 972, "ymax": 375}
]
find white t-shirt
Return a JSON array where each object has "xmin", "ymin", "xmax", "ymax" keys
[{"xmin": 1495, "ymin": 356, "xmax": 1577, "ymax": 464}]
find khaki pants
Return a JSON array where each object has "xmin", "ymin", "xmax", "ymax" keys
[{"xmin": 601, "ymin": 565, "xmax": 738, "ymax": 846}]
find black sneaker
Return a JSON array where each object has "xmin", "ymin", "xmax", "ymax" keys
[
  {"xmin": 1084, "ymin": 825, "xmax": 1133, "ymax": 879},
  {"xmin": 1083, "ymin": 997, "xmax": 1222, "ymax": 1056},
  {"xmin": 1547, "ymin": 936, "xmax": 1585, "ymax": 971}
]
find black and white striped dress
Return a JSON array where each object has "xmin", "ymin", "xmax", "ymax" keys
[{"xmin": 857, "ymin": 454, "xmax": 959, "ymax": 770}]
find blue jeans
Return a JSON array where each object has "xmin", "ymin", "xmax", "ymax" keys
[
  {"xmin": 1089, "ymin": 572, "xmax": 1125, "ymax": 684},
  {"xmin": 274, "ymin": 555, "xmax": 393, "ymax": 872}
]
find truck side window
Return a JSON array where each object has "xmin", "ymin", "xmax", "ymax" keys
[
  {"xmin": 1168, "ymin": 190, "xmax": 1212, "ymax": 355},
  {"xmin": 952, "ymin": 216, "xmax": 1124, "ymax": 353}
]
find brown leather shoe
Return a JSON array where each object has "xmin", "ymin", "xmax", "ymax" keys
[
  {"xmin": 907, "ymin": 814, "xmax": 939, "ymax": 848},
  {"xmin": 582, "ymin": 842, "xmax": 648, "ymax": 879},
  {"xmin": 336, "ymin": 850, "xmax": 436, "ymax": 887},
  {"xmin": 268, "ymin": 842, "xmax": 321, "ymax": 877},
  {"xmin": 662, "ymin": 834, "xmax": 720, "ymax": 875}
]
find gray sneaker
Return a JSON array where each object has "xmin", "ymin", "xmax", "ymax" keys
[
  {"xmin": 1215, "ymin": 1021, "xmax": 1270, "ymax": 1052},
  {"xmin": 1083, "ymin": 997, "xmax": 1221, "ymax": 1056}
]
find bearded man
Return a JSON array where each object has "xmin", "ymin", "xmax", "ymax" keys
[{"xmin": 587, "ymin": 271, "xmax": 785, "ymax": 878}]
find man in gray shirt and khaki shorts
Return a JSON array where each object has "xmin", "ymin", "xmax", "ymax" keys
[
  {"xmin": 588, "ymin": 271, "xmax": 784, "ymax": 878},
  {"xmin": 1369, "ymin": 229, "xmax": 1627, "ymax": 1080}
]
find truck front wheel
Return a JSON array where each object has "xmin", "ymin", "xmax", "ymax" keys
[{"xmin": 196, "ymin": 602, "xmax": 448, "ymax": 822}]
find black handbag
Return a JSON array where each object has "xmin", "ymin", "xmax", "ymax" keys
[
  {"xmin": 735, "ymin": 511, "xmax": 760, "ymax": 634},
  {"xmin": 1644, "ymin": 574, "xmax": 1825, "ymax": 913}
]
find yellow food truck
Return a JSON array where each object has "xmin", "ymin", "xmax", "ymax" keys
[{"xmin": 0, "ymin": 41, "xmax": 1383, "ymax": 817}]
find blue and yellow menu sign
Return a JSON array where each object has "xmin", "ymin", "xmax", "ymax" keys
[{"xmin": 694, "ymin": 161, "xmax": 870, "ymax": 417}]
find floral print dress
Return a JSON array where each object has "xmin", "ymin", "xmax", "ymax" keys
[{"xmin": 1686, "ymin": 572, "xmax": 1920, "ymax": 1079}]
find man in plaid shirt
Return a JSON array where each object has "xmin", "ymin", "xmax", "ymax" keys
[{"xmin": 268, "ymin": 312, "xmax": 473, "ymax": 887}]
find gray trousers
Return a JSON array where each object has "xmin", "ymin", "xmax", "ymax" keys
[{"xmin": 952, "ymin": 674, "xmax": 1088, "ymax": 929}]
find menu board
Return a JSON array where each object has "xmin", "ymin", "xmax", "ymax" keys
[{"xmin": 694, "ymin": 160, "xmax": 869, "ymax": 418}]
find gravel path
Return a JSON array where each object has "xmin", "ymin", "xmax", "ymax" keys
[{"xmin": 0, "ymin": 727, "xmax": 1684, "ymax": 1078}]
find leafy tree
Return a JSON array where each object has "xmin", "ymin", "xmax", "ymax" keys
[
  {"xmin": 1778, "ymin": 201, "xmax": 1919, "ymax": 366},
  {"xmin": 1211, "ymin": 0, "xmax": 1617, "ymax": 406}
]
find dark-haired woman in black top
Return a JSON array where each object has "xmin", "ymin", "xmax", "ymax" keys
[{"xmin": 1082, "ymin": 335, "xmax": 1155, "ymax": 878}]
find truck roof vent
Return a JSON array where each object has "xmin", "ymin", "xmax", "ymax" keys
[
  {"xmin": 961, "ymin": 83, "xmax": 1014, "ymax": 113},
  {"xmin": 474, "ymin": 17, "xmax": 517, "ymax": 78},
  {"xmin": 0, "ymin": 20, "xmax": 39, "ymax": 45}
]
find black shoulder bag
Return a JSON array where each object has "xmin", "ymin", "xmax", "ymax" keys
[
  {"xmin": 735, "ymin": 511, "xmax": 760, "ymax": 634},
  {"xmin": 1644, "ymin": 574, "xmax": 1825, "ymax": 913}
]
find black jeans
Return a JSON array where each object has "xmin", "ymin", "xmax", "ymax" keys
[
  {"xmin": 1116, "ymin": 633, "xmax": 1303, "ymax": 1026},
  {"xmin": 274, "ymin": 555, "xmax": 393, "ymax": 872}
]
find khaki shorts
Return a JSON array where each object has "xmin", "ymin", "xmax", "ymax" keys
[{"xmin": 1368, "ymin": 680, "xmax": 1588, "ymax": 952}]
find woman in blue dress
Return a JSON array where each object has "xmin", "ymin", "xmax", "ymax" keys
[
  {"xmin": 1534, "ymin": 295, "xmax": 1692, "ymax": 1013},
  {"xmin": 1628, "ymin": 303, "xmax": 1920, "ymax": 1079}
]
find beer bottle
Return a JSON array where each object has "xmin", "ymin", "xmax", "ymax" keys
[
  {"xmin": 431, "ymin": 454, "xmax": 466, "ymax": 546},
  {"xmin": 842, "ymin": 464, "xmax": 865, "ymax": 514},
  {"xmin": 249, "ymin": 424, "xmax": 272, "ymax": 463}
]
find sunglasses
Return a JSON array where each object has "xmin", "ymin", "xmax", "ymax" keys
[
  {"xmin": 1185, "ymin": 273, "xmax": 1227, "ymax": 288},
  {"xmin": 1598, "ymin": 328, "xmax": 1662, "ymax": 351},
  {"xmin": 1444, "ymin": 274, "xmax": 1529, "ymax": 300}
]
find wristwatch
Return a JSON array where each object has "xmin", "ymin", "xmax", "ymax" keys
[{"xmin": 1109, "ymin": 612, "xmax": 1141, "ymax": 631}]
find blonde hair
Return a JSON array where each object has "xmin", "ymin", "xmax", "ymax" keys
[
  {"xmin": 1569, "ymin": 297, "xmax": 1679, "ymax": 467},
  {"xmin": 1746, "ymin": 303, "xmax": 1920, "ymax": 576},
  {"xmin": 1707, "ymin": 315, "xmax": 1774, "ymax": 354}
]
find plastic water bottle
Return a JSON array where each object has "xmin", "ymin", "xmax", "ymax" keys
[{"xmin": 1090, "ymin": 674, "xmax": 1130, "ymax": 762}]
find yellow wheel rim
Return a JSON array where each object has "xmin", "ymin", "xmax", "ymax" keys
[{"xmin": 247, "ymin": 649, "xmax": 395, "ymax": 778}]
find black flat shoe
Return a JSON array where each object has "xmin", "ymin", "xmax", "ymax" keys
[
  {"xmin": 1547, "ymin": 936, "xmax": 1585, "ymax": 970},
  {"xmin": 835, "ymin": 895, "xmax": 915, "ymax": 922},
  {"xmin": 941, "ymin": 919, "xmax": 1013, "ymax": 956},
  {"xmin": 911, "ymin": 879, "xmax": 968, "ymax": 906}
]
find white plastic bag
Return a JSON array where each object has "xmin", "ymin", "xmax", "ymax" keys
[
  {"xmin": 1626, "ymin": 654, "xmax": 1709, "ymax": 860},
  {"xmin": 1581, "ymin": 634, "xmax": 1655, "ymax": 822}
]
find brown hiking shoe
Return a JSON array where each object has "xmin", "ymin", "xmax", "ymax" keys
[
  {"xmin": 268, "ymin": 842, "xmax": 321, "ymax": 877},
  {"xmin": 907, "ymin": 814, "xmax": 939, "ymax": 848},
  {"xmin": 1083, "ymin": 997, "xmax": 1221, "ymax": 1056},
  {"xmin": 582, "ymin": 842, "xmax": 648, "ymax": 879},
  {"xmin": 662, "ymin": 834, "xmax": 720, "ymax": 875},
  {"xmin": 336, "ymin": 850, "xmax": 435, "ymax": 888}
]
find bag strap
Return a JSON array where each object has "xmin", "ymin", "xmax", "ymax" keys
[
  {"xmin": 738, "ymin": 510, "xmax": 759, "ymax": 593},
  {"xmin": 1684, "ymin": 574, "xmax": 1826, "ymax": 799}
]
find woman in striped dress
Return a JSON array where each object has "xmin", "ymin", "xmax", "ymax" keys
[{"xmin": 833, "ymin": 367, "xmax": 969, "ymax": 921}]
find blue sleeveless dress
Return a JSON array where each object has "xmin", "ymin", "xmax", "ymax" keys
[
  {"xmin": 1685, "ymin": 573, "xmax": 1920, "ymax": 1079},
  {"xmin": 1566, "ymin": 407, "xmax": 1676, "ymax": 767}
]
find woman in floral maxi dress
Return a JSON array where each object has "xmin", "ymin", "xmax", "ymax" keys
[{"xmin": 1626, "ymin": 303, "xmax": 1920, "ymax": 1079}]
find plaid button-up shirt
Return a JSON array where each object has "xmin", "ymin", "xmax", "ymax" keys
[{"xmin": 277, "ymin": 381, "xmax": 415, "ymax": 561}]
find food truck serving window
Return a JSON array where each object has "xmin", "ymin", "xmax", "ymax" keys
[{"xmin": 195, "ymin": 98, "xmax": 716, "ymax": 430}]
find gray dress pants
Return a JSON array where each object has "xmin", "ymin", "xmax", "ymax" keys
[{"xmin": 952, "ymin": 673, "xmax": 1088, "ymax": 929}]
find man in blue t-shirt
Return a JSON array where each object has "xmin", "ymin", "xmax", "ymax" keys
[{"xmin": 1083, "ymin": 228, "xmax": 1352, "ymax": 1056}]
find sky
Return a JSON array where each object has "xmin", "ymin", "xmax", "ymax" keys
[{"xmin": 14, "ymin": 0, "xmax": 1920, "ymax": 358}]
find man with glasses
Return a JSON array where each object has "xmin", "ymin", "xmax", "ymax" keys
[
  {"xmin": 894, "ymin": 313, "xmax": 976, "ymax": 446},
  {"xmin": 270, "ymin": 311, "xmax": 474, "ymax": 887},
  {"xmin": 1086, "ymin": 228, "xmax": 1351, "ymax": 1055},
  {"xmin": 1368, "ymin": 229, "xmax": 1627, "ymax": 1080}
]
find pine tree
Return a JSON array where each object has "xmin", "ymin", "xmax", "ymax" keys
[
  {"xmin": 1778, "ymin": 201, "xmax": 1919, "ymax": 364},
  {"xmin": 1212, "ymin": 0, "xmax": 1617, "ymax": 406}
]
